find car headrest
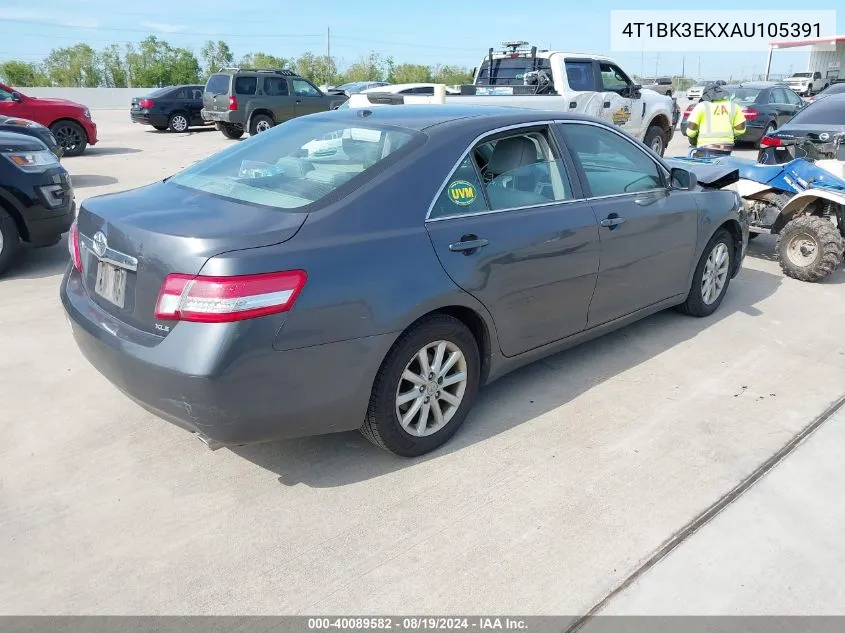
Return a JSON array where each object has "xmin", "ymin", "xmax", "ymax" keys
[{"xmin": 487, "ymin": 136, "xmax": 538, "ymax": 175}]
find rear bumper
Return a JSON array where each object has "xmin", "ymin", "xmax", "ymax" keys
[
  {"xmin": 201, "ymin": 109, "xmax": 244, "ymax": 125},
  {"xmin": 130, "ymin": 112, "xmax": 167, "ymax": 127},
  {"xmin": 60, "ymin": 268, "xmax": 396, "ymax": 446}
]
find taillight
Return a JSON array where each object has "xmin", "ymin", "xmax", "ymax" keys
[
  {"xmin": 154, "ymin": 270, "xmax": 307, "ymax": 323},
  {"xmin": 683, "ymin": 105, "xmax": 693, "ymax": 118},
  {"xmin": 760, "ymin": 136, "xmax": 782, "ymax": 147},
  {"xmin": 228, "ymin": 96, "xmax": 238, "ymax": 111},
  {"xmin": 139, "ymin": 99, "xmax": 154, "ymax": 109},
  {"xmin": 742, "ymin": 108, "xmax": 759, "ymax": 120},
  {"xmin": 69, "ymin": 221, "xmax": 82, "ymax": 272}
]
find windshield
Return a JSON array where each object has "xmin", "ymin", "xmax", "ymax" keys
[
  {"xmin": 476, "ymin": 57, "xmax": 553, "ymax": 85},
  {"xmin": 792, "ymin": 73, "xmax": 812, "ymax": 78},
  {"xmin": 788, "ymin": 97, "xmax": 845, "ymax": 125},
  {"xmin": 168, "ymin": 117, "xmax": 422, "ymax": 210},
  {"xmin": 725, "ymin": 88, "xmax": 760, "ymax": 104}
]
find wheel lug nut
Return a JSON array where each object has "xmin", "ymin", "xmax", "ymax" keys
[
  {"xmin": 437, "ymin": 377, "xmax": 443, "ymax": 384},
  {"xmin": 424, "ymin": 397, "xmax": 430, "ymax": 403},
  {"xmin": 419, "ymin": 385, "xmax": 425, "ymax": 392},
  {"xmin": 428, "ymin": 373, "xmax": 434, "ymax": 379}
]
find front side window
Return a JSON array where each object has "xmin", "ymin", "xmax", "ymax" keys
[
  {"xmin": 784, "ymin": 89, "xmax": 804, "ymax": 105},
  {"xmin": 599, "ymin": 63, "xmax": 630, "ymax": 92},
  {"xmin": 234, "ymin": 76, "xmax": 257, "ymax": 95},
  {"xmin": 293, "ymin": 79, "xmax": 321, "ymax": 97},
  {"xmin": 559, "ymin": 123, "xmax": 664, "ymax": 197},
  {"xmin": 168, "ymin": 118, "xmax": 422, "ymax": 211},
  {"xmin": 0, "ymin": 87, "xmax": 16, "ymax": 101}
]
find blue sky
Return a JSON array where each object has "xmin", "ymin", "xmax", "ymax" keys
[{"xmin": 0, "ymin": 0, "xmax": 842, "ymax": 79}]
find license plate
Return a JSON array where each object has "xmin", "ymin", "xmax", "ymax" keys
[{"xmin": 95, "ymin": 261, "xmax": 127, "ymax": 308}]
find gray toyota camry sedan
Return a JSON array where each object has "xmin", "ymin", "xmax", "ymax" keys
[{"xmin": 61, "ymin": 104, "xmax": 749, "ymax": 457}]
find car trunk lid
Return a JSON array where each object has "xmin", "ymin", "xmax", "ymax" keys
[{"xmin": 76, "ymin": 180, "xmax": 307, "ymax": 337}]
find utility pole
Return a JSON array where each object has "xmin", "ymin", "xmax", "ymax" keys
[
  {"xmin": 698, "ymin": 56, "xmax": 701, "ymax": 79},
  {"xmin": 326, "ymin": 26, "xmax": 331, "ymax": 85},
  {"xmin": 655, "ymin": 53, "xmax": 659, "ymax": 76},
  {"xmin": 682, "ymin": 56, "xmax": 685, "ymax": 78}
]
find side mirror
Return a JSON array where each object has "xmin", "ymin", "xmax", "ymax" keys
[
  {"xmin": 670, "ymin": 167, "xmax": 696, "ymax": 190},
  {"xmin": 628, "ymin": 84, "xmax": 642, "ymax": 98},
  {"xmin": 11, "ymin": 91, "xmax": 22, "ymax": 102}
]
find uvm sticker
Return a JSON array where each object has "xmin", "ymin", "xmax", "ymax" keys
[{"xmin": 448, "ymin": 180, "xmax": 477, "ymax": 206}]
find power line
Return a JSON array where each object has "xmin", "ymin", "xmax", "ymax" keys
[{"xmin": 0, "ymin": 18, "xmax": 325, "ymax": 38}]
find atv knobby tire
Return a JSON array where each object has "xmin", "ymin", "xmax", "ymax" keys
[{"xmin": 776, "ymin": 214, "xmax": 844, "ymax": 282}]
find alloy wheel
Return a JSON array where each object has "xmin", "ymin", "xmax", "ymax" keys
[
  {"xmin": 171, "ymin": 115, "xmax": 188, "ymax": 132},
  {"xmin": 256, "ymin": 120, "xmax": 272, "ymax": 133},
  {"xmin": 54, "ymin": 125, "xmax": 83, "ymax": 153},
  {"xmin": 701, "ymin": 242, "xmax": 730, "ymax": 305},
  {"xmin": 395, "ymin": 340, "xmax": 468, "ymax": 437}
]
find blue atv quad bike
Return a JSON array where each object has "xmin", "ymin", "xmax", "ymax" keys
[{"xmin": 670, "ymin": 136, "xmax": 845, "ymax": 282}]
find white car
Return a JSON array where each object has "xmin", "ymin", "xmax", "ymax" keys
[
  {"xmin": 686, "ymin": 81, "xmax": 725, "ymax": 100},
  {"xmin": 361, "ymin": 83, "xmax": 461, "ymax": 96}
]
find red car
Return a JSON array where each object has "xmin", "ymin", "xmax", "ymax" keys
[{"xmin": 0, "ymin": 82, "xmax": 98, "ymax": 156}]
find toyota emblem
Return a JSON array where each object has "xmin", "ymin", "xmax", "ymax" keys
[
  {"xmin": 820, "ymin": 133, "xmax": 830, "ymax": 141},
  {"xmin": 92, "ymin": 231, "xmax": 107, "ymax": 258}
]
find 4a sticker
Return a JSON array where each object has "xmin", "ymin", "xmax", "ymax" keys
[{"xmin": 447, "ymin": 180, "xmax": 477, "ymax": 206}]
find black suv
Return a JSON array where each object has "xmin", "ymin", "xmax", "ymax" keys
[
  {"xmin": 201, "ymin": 68, "xmax": 348, "ymax": 139},
  {"xmin": 0, "ymin": 130, "xmax": 75, "ymax": 275}
]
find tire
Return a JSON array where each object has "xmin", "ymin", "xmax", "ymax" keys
[
  {"xmin": 249, "ymin": 114, "xmax": 275, "ymax": 135},
  {"xmin": 677, "ymin": 228, "xmax": 734, "ymax": 317},
  {"xmin": 644, "ymin": 124, "xmax": 666, "ymax": 156},
  {"xmin": 756, "ymin": 122, "xmax": 776, "ymax": 149},
  {"xmin": 0, "ymin": 208, "xmax": 22, "ymax": 276},
  {"xmin": 219, "ymin": 123, "xmax": 244, "ymax": 140},
  {"xmin": 360, "ymin": 314, "xmax": 481, "ymax": 457},
  {"xmin": 776, "ymin": 214, "xmax": 844, "ymax": 282},
  {"xmin": 50, "ymin": 120, "xmax": 87, "ymax": 157},
  {"xmin": 167, "ymin": 112, "xmax": 190, "ymax": 133},
  {"xmin": 152, "ymin": 124, "xmax": 168, "ymax": 131}
]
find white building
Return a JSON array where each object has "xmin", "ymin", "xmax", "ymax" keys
[{"xmin": 766, "ymin": 35, "xmax": 845, "ymax": 83}]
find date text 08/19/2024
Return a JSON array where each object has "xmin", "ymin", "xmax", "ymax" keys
[{"xmin": 307, "ymin": 617, "xmax": 529, "ymax": 630}]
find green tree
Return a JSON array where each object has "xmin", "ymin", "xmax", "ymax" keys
[
  {"xmin": 125, "ymin": 36, "xmax": 200, "ymax": 87},
  {"xmin": 240, "ymin": 52, "xmax": 288, "ymax": 70},
  {"xmin": 100, "ymin": 44, "xmax": 128, "ymax": 87},
  {"xmin": 341, "ymin": 52, "xmax": 389, "ymax": 83},
  {"xmin": 43, "ymin": 44, "xmax": 102, "ymax": 87},
  {"xmin": 293, "ymin": 52, "xmax": 337, "ymax": 85},
  {"xmin": 388, "ymin": 63, "xmax": 432, "ymax": 84},
  {"xmin": 431, "ymin": 64, "xmax": 473, "ymax": 86},
  {"xmin": 200, "ymin": 39, "xmax": 234, "ymax": 77},
  {"xmin": 0, "ymin": 60, "xmax": 49, "ymax": 86}
]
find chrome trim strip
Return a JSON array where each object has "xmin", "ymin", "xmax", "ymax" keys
[
  {"xmin": 426, "ymin": 197, "xmax": 583, "ymax": 223},
  {"xmin": 78, "ymin": 234, "xmax": 139, "ymax": 272}
]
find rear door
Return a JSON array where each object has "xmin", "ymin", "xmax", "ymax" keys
[
  {"xmin": 425, "ymin": 124, "xmax": 601, "ymax": 357},
  {"xmin": 188, "ymin": 86, "xmax": 205, "ymax": 123},
  {"xmin": 557, "ymin": 121, "xmax": 699, "ymax": 328},
  {"xmin": 204, "ymin": 73, "xmax": 232, "ymax": 114},
  {"xmin": 292, "ymin": 78, "xmax": 330, "ymax": 117},
  {"xmin": 769, "ymin": 88, "xmax": 799, "ymax": 126}
]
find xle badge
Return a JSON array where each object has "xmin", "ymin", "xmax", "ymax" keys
[{"xmin": 447, "ymin": 180, "xmax": 477, "ymax": 206}]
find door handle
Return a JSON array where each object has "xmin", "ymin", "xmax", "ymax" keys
[
  {"xmin": 296, "ymin": 99, "xmax": 302, "ymax": 104},
  {"xmin": 449, "ymin": 236, "xmax": 489, "ymax": 254},
  {"xmin": 603, "ymin": 101, "xmax": 611, "ymax": 108},
  {"xmin": 599, "ymin": 215, "xmax": 627, "ymax": 228}
]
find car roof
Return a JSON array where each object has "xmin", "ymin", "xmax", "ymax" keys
[
  {"xmin": 308, "ymin": 103, "xmax": 603, "ymax": 132},
  {"xmin": 736, "ymin": 81, "xmax": 779, "ymax": 89},
  {"xmin": 361, "ymin": 83, "xmax": 443, "ymax": 93}
]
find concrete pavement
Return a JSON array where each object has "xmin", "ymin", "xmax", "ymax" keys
[{"xmin": 1, "ymin": 110, "xmax": 844, "ymax": 616}]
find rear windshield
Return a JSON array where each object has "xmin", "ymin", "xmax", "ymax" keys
[
  {"xmin": 168, "ymin": 117, "xmax": 423, "ymax": 210},
  {"xmin": 820, "ymin": 83, "xmax": 845, "ymax": 96},
  {"xmin": 205, "ymin": 74, "xmax": 230, "ymax": 94},
  {"xmin": 788, "ymin": 97, "xmax": 845, "ymax": 125},
  {"xmin": 725, "ymin": 88, "xmax": 761, "ymax": 104},
  {"xmin": 148, "ymin": 86, "xmax": 175, "ymax": 97},
  {"xmin": 476, "ymin": 57, "xmax": 553, "ymax": 85}
]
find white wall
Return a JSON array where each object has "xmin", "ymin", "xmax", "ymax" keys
[
  {"xmin": 20, "ymin": 87, "xmax": 157, "ymax": 109},
  {"xmin": 808, "ymin": 41, "xmax": 845, "ymax": 83}
]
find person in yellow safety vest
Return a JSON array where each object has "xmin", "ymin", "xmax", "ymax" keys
[{"xmin": 685, "ymin": 84, "xmax": 747, "ymax": 156}]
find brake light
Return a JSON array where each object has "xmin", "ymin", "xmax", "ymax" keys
[
  {"xmin": 154, "ymin": 270, "xmax": 307, "ymax": 323},
  {"xmin": 742, "ymin": 108, "xmax": 759, "ymax": 120},
  {"xmin": 138, "ymin": 99, "xmax": 154, "ymax": 109},
  {"xmin": 228, "ymin": 95, "xmax": 238, "ymax": 110},
  {"xmin": 683, "ymin": 105, "xmax": 693, "ymax": 118},
  {"xmin": 69, "ymin": 221, "xmax": 82, "ymax": 272},
  {"xmin": 760, "ymin": 136, "xmax": 782, "ymax": 147}
]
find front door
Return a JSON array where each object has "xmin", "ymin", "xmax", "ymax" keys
[
  {"xmin": 292, "ymin": 79, "xmax": 329, "ymax": 117},
  {"xmin": 0, "ymin": 85, "xmax": 25, "ymax": 118},
  {"xmin": 597, "ymin": 62, "xmax": 644, "ymax": 140},
  {"xmin": 557, "ymin": 121, "xmax": 699, "ymax": 328},
  {"xmin": 425, "ymin": 125, "xmax": 601, "ymax": 357}
]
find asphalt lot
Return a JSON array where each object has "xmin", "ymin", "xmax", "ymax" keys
[{"xmin": 1, "ymin": 108, "xmax": 844, "ymax": 615}]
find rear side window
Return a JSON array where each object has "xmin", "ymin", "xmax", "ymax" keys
[
  {"xmin": 235, "ymin": 76, "xmax": 257, "ymax": 95},
  {"xmin": 172, "ymin": 88, "xmax": 188, "ymax": 99},
  {"xmin": 168, "ymin": 119, "xmax": 422, "ymax": 211},
  {"xmin": 205, "ymin": 74, "xmax": 230, "ymax": 95},
  {"xmin": 264, "ymin": 77, "xmax": 289, "ymax": 96},
  {"xmin": 565, "ymin": 61, "xmax": 594, "ymax": 91},
  {"xmin": 430, "ymin": 157, "xmax": 488, "ymax": 218}
]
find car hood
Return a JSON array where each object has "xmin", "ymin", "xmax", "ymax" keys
[
  {"xmin": 0, "ymin": 129, "xmax": 49, "ymax": 152},
  {"xmin": 665, "ymin": 158, "xmax": 740, "ymax": 188},
  {"xmin": 24, "ymin": 96, "xmax": 85, "ymax": 109}
]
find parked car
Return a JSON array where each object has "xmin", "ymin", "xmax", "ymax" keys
[
  {"xmin": 0, "ymin": 82, "xmax": 97, "ymax": 156},
  {"xmin": 680, "ymin": 82, "xmax": 806, "ymax": 148},
  {"xmin": 0, "ymin": 115, "xmax": 62, "ymax": 158},
  {"xmin": 334, "ymin": 83, "xmax": 462, "ymax": 109},
  {"xmin": 806, "ymin": 80, "xmax": 845, "ymax": 103},
  {"xmin": 686, "ymin": 80, "xmax": 726, "ymax": 100},
  {"xmin": 758, "ymin": 93, "xmax": 845, "ymax": 161},
  {"xmin": 130, "ymin": 85, "xmax": 207, "ymax": 132},
  {"xmin": 325, "ymin": 81, "xmax": 392, "ymax": 96},
  {"xmin": 61, "ymin": 105, "xmax": 748, "ymax": 457},
  {"xmin": 640, "ymin": 76, "xmax": 674, "ymax": 96},
  {"xmin": 201, "ymin": 68, "xmax": 348, "ymax": 139},
  {"xmin": 784, "ymin": 71, "xmax": 827, "ymax": 97},
  {"xmin": 0, "ymin": 131, "xmax": 75, "ymax": 275}
]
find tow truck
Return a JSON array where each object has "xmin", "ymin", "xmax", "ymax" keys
[{"xmin": 347, "ymin": 41, "xmax": 676, "ymax": 156}]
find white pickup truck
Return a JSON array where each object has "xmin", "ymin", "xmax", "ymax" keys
[
  {"xmin": 784, "ymin": 71, "xmax": 827, "ymax": 97},
  {"xmin": 435, "ymin": 42, "xmax": 676, "ymax": 155}
]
